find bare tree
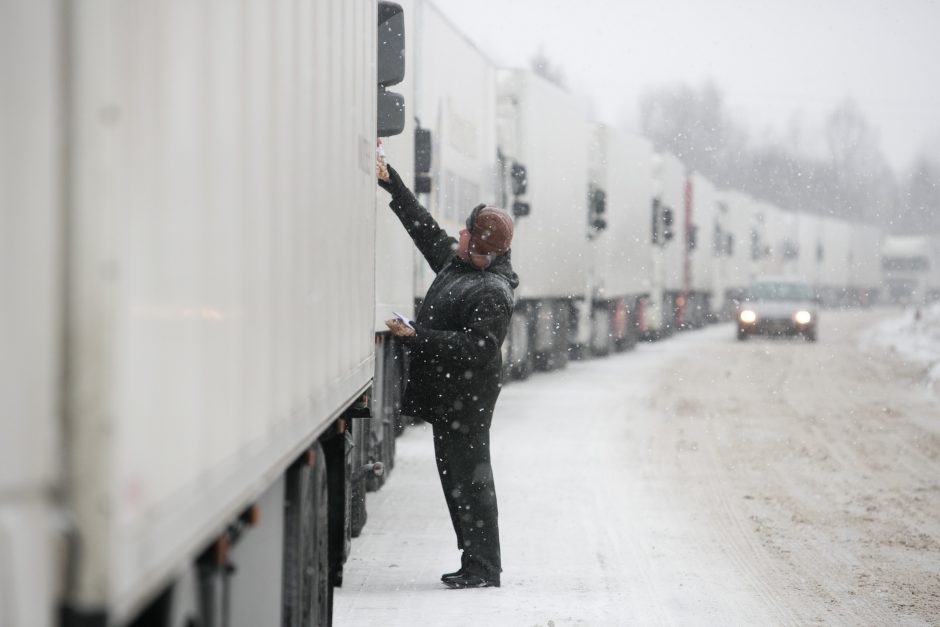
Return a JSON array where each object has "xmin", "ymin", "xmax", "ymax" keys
[
  {"xmin": 637, "ymin": 82, "xmax": 902, "ymax": 229},
  {"xmin": 530, "ymin": 47, "xmax": 566, "ymax": 89},
  {"xmin": 900, "ymin": 155, "xmax": 940, "ymax": 234}
]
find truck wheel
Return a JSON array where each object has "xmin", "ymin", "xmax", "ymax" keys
[
  {"xmin": 736, "ymin": 327, "xmax": 748, "ymax": 341},
  {"xmin": 283, "ymin": 444, "xmax": 332, "ymax": 627}
]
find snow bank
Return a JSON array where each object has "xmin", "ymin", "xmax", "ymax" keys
[{"xmin": 861, "ymin": 303, "xmax": 940, "ymax": 396}]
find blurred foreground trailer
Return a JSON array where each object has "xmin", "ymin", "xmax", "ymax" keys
[
  {"xmin": 1, "ymin": 1, "xmax": 405, "ymax": 625},
  {"xmin": 587, "ymin": 126, "xmax": 655, "ymax": 353},
  {"xmin": 0, "ymin": 3, "xmax": 63, "ymax": 626},
  {"xmin": 497, "ymin": 69, "xmax": 590, "ymax": 372}
]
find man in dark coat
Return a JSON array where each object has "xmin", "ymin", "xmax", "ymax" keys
[{"xmin": 378, "ymin": 163, "xmax": 518, "ymax": 589}]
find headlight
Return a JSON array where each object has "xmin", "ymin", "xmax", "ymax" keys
[
  {"xmin": 739, "ymin": 310, "xmax": 757, "ymax": 324},
  {"xmin": 794, "ymin": 310, "xmax": 812, "ymax": 325}
]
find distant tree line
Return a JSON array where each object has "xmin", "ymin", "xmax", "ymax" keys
[{"xmin": 637, "ymin": 81, "xmax": 940, "ymax": 235}]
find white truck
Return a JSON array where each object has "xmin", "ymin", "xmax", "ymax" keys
[
  {"xmin": 713, "ymin": 189, "xmax": 755, "ymax": 319},
  {"xmin": 410, "ymin": 0, "xmax": 500, "ymax": 293},
  {"xmin": 761, "ymin": 207, "xmax": 800, "ymax": 280},
  {"xmin": 817, "ymin": 215, "xmax": 853, "ymax": 305},
  {"xmin": 586, "ymin": 125, "xmax": 655, "ymax": 352},
  {"xmin": 1, "ymin": 1, "xmax": 406, "ymax": 625},
  {"xmin": 654, "ymin": 151, "xmax": 687, "ymax": 334},
  {"xmin": 685, "ymin": 172, "xmax": 720, "ymax": 327},
  {"xmin": 791, "ymin": 211, "xmax": 823, "ymax": 289},
  {"xmin": 847, "ymin": 222, "xmax": 884, "ymax": 305},
  {"xmin": 881, "ymin": 235, "xmax": 940, "ymax": 305},
  {"xmin": 496, "ymin": 69, "xmax": 591, "ymax": 371}
]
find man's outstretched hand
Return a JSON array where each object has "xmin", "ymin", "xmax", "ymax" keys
[
  {"xmin": 377, "ymin": 154, "xmax": 390, "ymax": 183},
  {"xmin": 385, "ymin": 318, "xmax": 416, "ymax": 337},
  {"xmin": 377, "ymin": 163, "xmax": 405, "ymax": 195}
]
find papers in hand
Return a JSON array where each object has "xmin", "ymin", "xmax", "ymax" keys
[{"xmin": 392, "ymin": 312, "xmax": 415, "ymax": 330}]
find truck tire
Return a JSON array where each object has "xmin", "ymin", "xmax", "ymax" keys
[
  {"xmin": 736, "ymin": 327, "xmax": 748, "ymax": 341},
  {"xmin": 283, "ymin": 444, "xmax": 332, "ymax": 627}
]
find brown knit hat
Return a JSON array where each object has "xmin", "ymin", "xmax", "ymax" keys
[{"xmin": 468, "ymin": 206, "xmax": 514, "ymax": 256}]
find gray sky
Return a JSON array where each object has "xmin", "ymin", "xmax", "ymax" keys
[{"xmin": 431, "ymin": 0, "xmax": 940, "ymax": 172}]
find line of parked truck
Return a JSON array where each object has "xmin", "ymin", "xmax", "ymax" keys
[{"xmin": 3, "ymin": 1, "xmax": 933, "ymax": 626}]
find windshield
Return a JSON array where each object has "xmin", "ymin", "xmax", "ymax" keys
[{"xmin": 747, "ymin": 282, "xmax": 814, "ymax": 302}]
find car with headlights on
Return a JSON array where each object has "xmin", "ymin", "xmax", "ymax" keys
[{"xmin": 737, "ymin": 279, "xmax": 818, "ymax": 341}]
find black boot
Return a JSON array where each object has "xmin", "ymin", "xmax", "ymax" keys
[
  {"xmin": 440, "ymin": 568, "xmax": 463, "ymax": 583},
  {"xmin": 442, "ymin": 572, "xmax": 500, "ymax": 589}
]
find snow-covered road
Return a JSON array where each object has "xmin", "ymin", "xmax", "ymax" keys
[{"xmin": 335, "ymin": 310, "xmax": 940, "ymax": 626}]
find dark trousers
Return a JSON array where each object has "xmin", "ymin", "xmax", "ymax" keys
[{"xmin": 432, "ymin": 423, "xmax": 502, "ymax": 579}]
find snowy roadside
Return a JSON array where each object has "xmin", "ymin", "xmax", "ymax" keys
[
  {"xmin": 336, "ymin": 311, "xmax": 940, "ymax": 626},
  {"xmin": 860, "ymin": 303, "xmax": 940, "ymax": 397}
]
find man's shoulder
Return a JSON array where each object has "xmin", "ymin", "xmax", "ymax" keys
[{"xmin": 477, "ymin": 273, "xmax": 514, "ymax": 307}]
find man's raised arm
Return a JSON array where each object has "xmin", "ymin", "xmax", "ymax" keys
[{"xmin": 379, "ymin": 164, "xmax": 455, "ymax": 274}]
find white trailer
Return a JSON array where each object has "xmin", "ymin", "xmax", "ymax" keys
[
  {"xmin": 587, "ymin": 125, "xmax": 655, "ymax": 353},
  {"xmin": 372, "ymin": 0, "xmax": 418, "ymax": 490},
  {"xmin": 1, "ymin": 2, "xmax": 405, "ymax": 625},
  {"xmin": 791, "ymin": 211, "xmax": 823, "ymax": 288},
  {"xmin": 496, "ymin": 69, "xmax": 590, "ymax": 371},
  {"xmin": 817, "ymin": 215, "xmax": 853, "ymax": 304},
  {"xmin": 881, "ymin": 235, "xmax": 940, "ymax": 304},
  {"xmin": 686, "ymin": 172, "xmax": 720, "ymax": 326},
  {"xmin": 0, "ymin": 3, "xmax": 63, "ymax": 626},
  {"xmin": 412, "ymin": 0, "xmax": 499, "ymax": 266},
  {"xmin": 655, "ymin": 151, "xmax": 687, "ymax": 333},
  {"xmin": 751, "ymin": 199, "xmax": 780, "ymax": 278},
  {"xmin": 847, "ymin": 222, "xmax": 884, "ymax": 305},
  {"xmin": 764, "ymin": 208, "xmax": 800, "ymax": 280},
  {"xmin": 714, "ymin": 189, "xmax": 755, "ymax": 317}
]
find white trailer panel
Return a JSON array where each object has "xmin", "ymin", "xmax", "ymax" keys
[
  {"xmin": 410, "ymin": 1, "xmax": 499, "ymax": 295},
  {"xmin": 589, "ymin": 126, "xmax": 654, "ymax": 298},
  {"xmin": 716, "ymin": 189, "xmax": 754, "ymax": 292},
  {"xmin": 0, "ymin": 3, "xmax": 63, "ymax": 625},
  {"xmin": 792, "ymin": 212, "xmax": 822, "ymax": 287},
  {"xmin": 375, "ymin": 0, "xmax": 417, "ymax": 327},
  {"xmin": 66, "ymin": 1, "xmax": 376, "ymax": 620},
  {"xmin": 498, "ymin": 70, "xmax": 590, "ymax": 300},
  {"xmin": 818, "ymin": 215, "xmax": 852, "ymax": 288},
  {"xmin": 767, "ymin": 209, "xmax": 799, "ymax": 279},
  {"xmin": 688, "ymin": 172, "xmax": 719, "ymax": 294},
  {"xmin": 657, "ymin": 151, "xmax": 687, "ymax": 292},
  {"xmin": 848, "ymin": 222, "xmax": 884, "ymax": 292}
]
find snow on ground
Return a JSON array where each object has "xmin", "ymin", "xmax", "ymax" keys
[
  {"xmin": 335, "ymin": 311, "xmax": 940, "ymax": 626},
  {"xmin": 861, "ymin": 303, "xmax": 940, "ymax": 397}
]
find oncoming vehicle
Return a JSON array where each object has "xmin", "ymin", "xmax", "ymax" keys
[{"xmin": 737, "ymin": 279, "xmax": 818, "ymax": 341}]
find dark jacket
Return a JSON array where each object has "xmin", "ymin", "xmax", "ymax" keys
[{"xmin": 381, "ymin": 166, "xmax": 519, "ymax": 429}]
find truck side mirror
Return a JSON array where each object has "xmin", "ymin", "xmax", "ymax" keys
[
  {"xmin": 378, "ymin": 2, "xmax": 405, "ymax": 86},
  {"xmin": 588, "ymin": 186, "xmax": 607, "ymax": 236},
  {"xmin": 415, "ymin": 127, "xmax": 432, "ymax": 173},
  {"xmin": 413, "ymin": 126, "xmax": 432, "ymax": 193},
  {"xmin": 378, "ymin": 91, "xmax": 405, "ymax": 137},
  {"xmin": 663, "ymin": 206, "xmax": 675, "ymax": 242},
  {"xmin": 511, "ymin": 162, "xmax": 528, "ymax": 196},
  {"xmin": 377, "ymin": 2, "xmax": 406, "ymax": 137}
]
